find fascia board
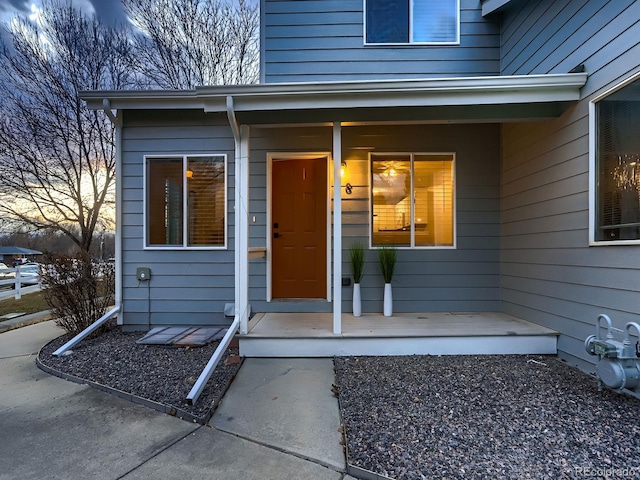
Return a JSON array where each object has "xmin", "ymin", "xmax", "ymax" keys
[
  {"xmin": 214, "ymin": 74, "xmax": 587, "ymax": 112},
  {"xmin": 81, "ymin": 90, "xmax": 201, "ymax": 111},
  {"xmin": 81, "ymin": 73, "xmax": 587, "ymax": 112}
]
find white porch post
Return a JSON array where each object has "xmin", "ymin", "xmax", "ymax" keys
[
  {"xmin": 333, "ymin": 122, "xmax": 342, "ymax": 335},
  {"xmin": 227, "ymin": 96, "xmax": 250, "ymax": 335},
  {"xmin": 236, "ymin": 125, "xmax": 250, "ymax": 334}
]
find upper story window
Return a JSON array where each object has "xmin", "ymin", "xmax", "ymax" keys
[
  {"xmin": 365, "ymin": 0, "xmax": 460, "ymax": 45},
  {"xmin": 145, "ymin": 154, "xmax": 227, "ymax": 249},
  {"xmin": 371, "ymin": 153, "xmax": 455, "ymax": 248},
  {"xmin": 591, "ymin": 73, "xmax": 640, "ymax": 244}
]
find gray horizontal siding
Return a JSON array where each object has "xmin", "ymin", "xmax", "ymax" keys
[
  {"xmin": 501, "ymin": 0, "xmax": 640, "ymax": 76},
  {"xmin": 499, "ymin": 0, "xmax": 640, "ymax": 369},
  {"xmin": 247, "ymin": 123, "xmax": 501, "ymax": 313},
  {"xmin": 120, "ymin": 110, "xmax": 235, "ymax": 327},
  {"xmin": 262, "ymin": 0, "xmax": 500, "ymax": 82}
]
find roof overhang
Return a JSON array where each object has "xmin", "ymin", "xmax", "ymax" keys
[
  {"xmin": 0, "ymin": 247, "xmax": 42, "ymax": 255},
  {"xmin": 81, "ymin": 73, "xmax": 588, "ymax": 125},
  {"xmin": 481, "ymin": 0, "xmax": 514, "ymax": 16}
]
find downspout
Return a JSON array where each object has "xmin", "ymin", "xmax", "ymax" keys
[
  {"xmin": 103, "ymin": 98, "xmax": 123, "ymax": 319},
  {"xmin": 188, "ymin": 96, "xmax": 249, "ymax": 404},
  {"xmin": 53, "ymin": 98, "xmax": 122, "ymax": 356}
]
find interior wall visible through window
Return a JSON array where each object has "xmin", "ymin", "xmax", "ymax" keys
[
  {"xmin": 371, "ymin": 153, "xmax": 455, "ymax": 248},
  {"xmin": 146, "ymin": 155, "xmax": 226, "ymax": 248},
  {"xmin": 594, "ymin": 75, "xmax": 640, "ymax": 242}
]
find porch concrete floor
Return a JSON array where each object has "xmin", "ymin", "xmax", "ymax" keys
[
  {"xmin": 245, "ymin": 311, "xmax": 557, "ymax": 338},
  {"xmin": 239, "ymin": 312, "xmax": 559, "ymax": 357}
]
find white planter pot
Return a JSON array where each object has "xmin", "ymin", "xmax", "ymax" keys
[
  {"xmin": 352, "ymin": 283, "xmax": 362, "ymax": 317},
  {"xmin": 383, "ymin": 283, "xmax": 393, "ymax": 317}
]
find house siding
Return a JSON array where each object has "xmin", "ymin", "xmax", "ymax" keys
[
  {"xmin": 249, "ymin": 123, "xmax": 502, "ymax": 314},
  {"xmin": 261, "ymin": 0, "xmax": 501, "ymax": 83},
  {"xmin": 499, "ymin": 0, "xmax": 640, "ymax": 369},
  {"xmin": 120, "ymin": 110, "xmax": 236, "ymax": 329},
  {"xmin": 120, "ymin": 119, "xmax": 500, "ymax": 324}
]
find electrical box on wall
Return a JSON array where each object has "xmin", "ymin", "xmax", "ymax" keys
[{"xmin": 136, "ymin": 267, "xmax": 151, "ymax": 281}]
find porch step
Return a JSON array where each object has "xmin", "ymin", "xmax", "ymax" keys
[{"xmin": 239, "ymin": 312, "xmax": 558, "ymax": 357}]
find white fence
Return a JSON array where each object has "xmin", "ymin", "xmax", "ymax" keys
[{"xmin": 0, "ymin": 265, "xmax": 39, "ymax": 300}]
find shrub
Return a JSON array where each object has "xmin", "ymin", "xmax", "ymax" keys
[{"xmin": 41, "ymin": 253, "xmax": 115, "ymax": 338}]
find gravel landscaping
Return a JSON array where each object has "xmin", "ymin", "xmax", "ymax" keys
[
  {"xmin": 334, "ymin": 355, "xmax": 640, "ymax": 480},
  {"xmin": 37, "ymin": 323, "xmax": 241, "ymax": 423},
  {"xmin": 37, "ymin": 327, "xmax": 640, "ymax": 479}
]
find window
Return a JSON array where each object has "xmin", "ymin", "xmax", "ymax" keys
[
  {"xmin": 371, "ymin": 153, "xmax": 455, "ymax": 247},
  {"xmin": 365, "ymin": 0, "xmax": 459, "ymax": 45},
  {"xmin": 592, "ymin": 74, "xmax": 640, "ymax": 243},
  {"xmin": 145, "ymin": 155, "xmax": 226, "ymax": 248}
]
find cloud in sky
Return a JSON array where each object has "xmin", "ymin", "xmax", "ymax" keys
[{"xmin": 0, "ymin": 0, "xmax": 128, "ymax": 26}]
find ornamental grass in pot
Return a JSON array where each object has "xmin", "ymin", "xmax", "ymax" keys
[
  {"xmin": 349, "ymin": 241, "xmax": 366, "ymax": 317},
  {"xmin": 378, "ymin": 246, "xmax": 397, "ymax": 317}
]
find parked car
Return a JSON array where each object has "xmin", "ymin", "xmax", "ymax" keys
[
  {"xmin": 0, "ymin": 263, "xmax": 15, "ymax": 288},
  {"xmin": 16, "ymin": 263, "xmax": 40, "ymax": 286}
]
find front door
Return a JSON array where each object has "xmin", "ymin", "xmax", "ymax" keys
[{"xmin": 272, "ymin": 157, "xmax": 327, "ymax": 299}]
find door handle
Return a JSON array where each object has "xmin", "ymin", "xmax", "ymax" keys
[{"xmin": 273, "ymin": 232, "xmax": 281, "ymax": 238}]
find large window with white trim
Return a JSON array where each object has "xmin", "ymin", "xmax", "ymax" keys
[
  {"xmin": 145, "ymin": 154, "xmax": 226, "ymax": 248},
  {"xmin": 371, "ymin": 153, "xmax": 455, "ymax": 247},
  {"xmin": 364, "ymin": 0, "xmax": 459, "ymax": 45},
  {"xmin": 592, "ymin": 74, "xmax": 640, "ymax": 243}
]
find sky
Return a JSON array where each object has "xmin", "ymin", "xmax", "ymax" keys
[{"xmin": 0, "ymin": 0, "xmax": 128, "ymax": 27}]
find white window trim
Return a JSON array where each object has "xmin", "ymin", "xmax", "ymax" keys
[
  {"xmin": 369, "ymin": 152, "xmax": 457, "ymax": 250},
  {"xmin": 363, "ymin": 0, "xmax": 461, "ymax": 46},
  {"xmin": 589, "ymin": 70, "xmax": 640, "ymax": 246},
  {"xmin": 143, "ymin": 153, "xmax": 228, "ymax": 250}
]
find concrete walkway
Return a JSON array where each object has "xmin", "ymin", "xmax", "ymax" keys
[
  {"xmin": 212, "ymin": 358, "xmax": 346, "ymax": 471},
  {"xmin": 0, "ymin": 321, "xmax": 353, "ymax": 480},
  {"xmin": 0, "ymin": 309, "xmax": 52, "ymax": 334}
]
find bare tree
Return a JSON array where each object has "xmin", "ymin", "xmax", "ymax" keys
[
  {"xmin": 0, "ymin": 1, "xmax": 135, "ymax": 253},
  {"xmin": 123, "ymin": 0, "xmax": 260, "ymax": 88}
]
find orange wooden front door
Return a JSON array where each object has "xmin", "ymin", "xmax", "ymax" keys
[{"xmin": 272, "ymin": 158, "xmax": 327, "ymax": 299}]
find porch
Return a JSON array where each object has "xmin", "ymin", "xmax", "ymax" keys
[{"xmin": 239, "ymin": 312, "xmax": 558, "ymax": 357}]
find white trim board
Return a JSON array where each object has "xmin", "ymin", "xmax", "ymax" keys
[{"xmin": 240, "ymin": 336, "xmax": 557, "ymax": 357}]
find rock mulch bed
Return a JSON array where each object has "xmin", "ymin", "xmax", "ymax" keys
[
  {"xmin": 334, "ymin": 355, "xmax": 640, "ymax": 480},
  {"xmin": 38, "ymin": 324, "xmax": 241, "ymax": 424}
]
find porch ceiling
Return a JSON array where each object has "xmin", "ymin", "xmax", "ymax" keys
[
  {"xmin": 233, "ymin": 102, "xmax": 575, "ymax": 125},
  {"xmin": 81, "ymin": 73, "xmax": 587, "ymax": 124}
]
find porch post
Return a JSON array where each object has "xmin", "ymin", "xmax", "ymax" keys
[
  {"xmin": 333, "ymin": 122, "xmax": 342, "ymax": 335},
  {"xmin": 236, "ymin": 125, "xmax": 250, "ymax": 334}
]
